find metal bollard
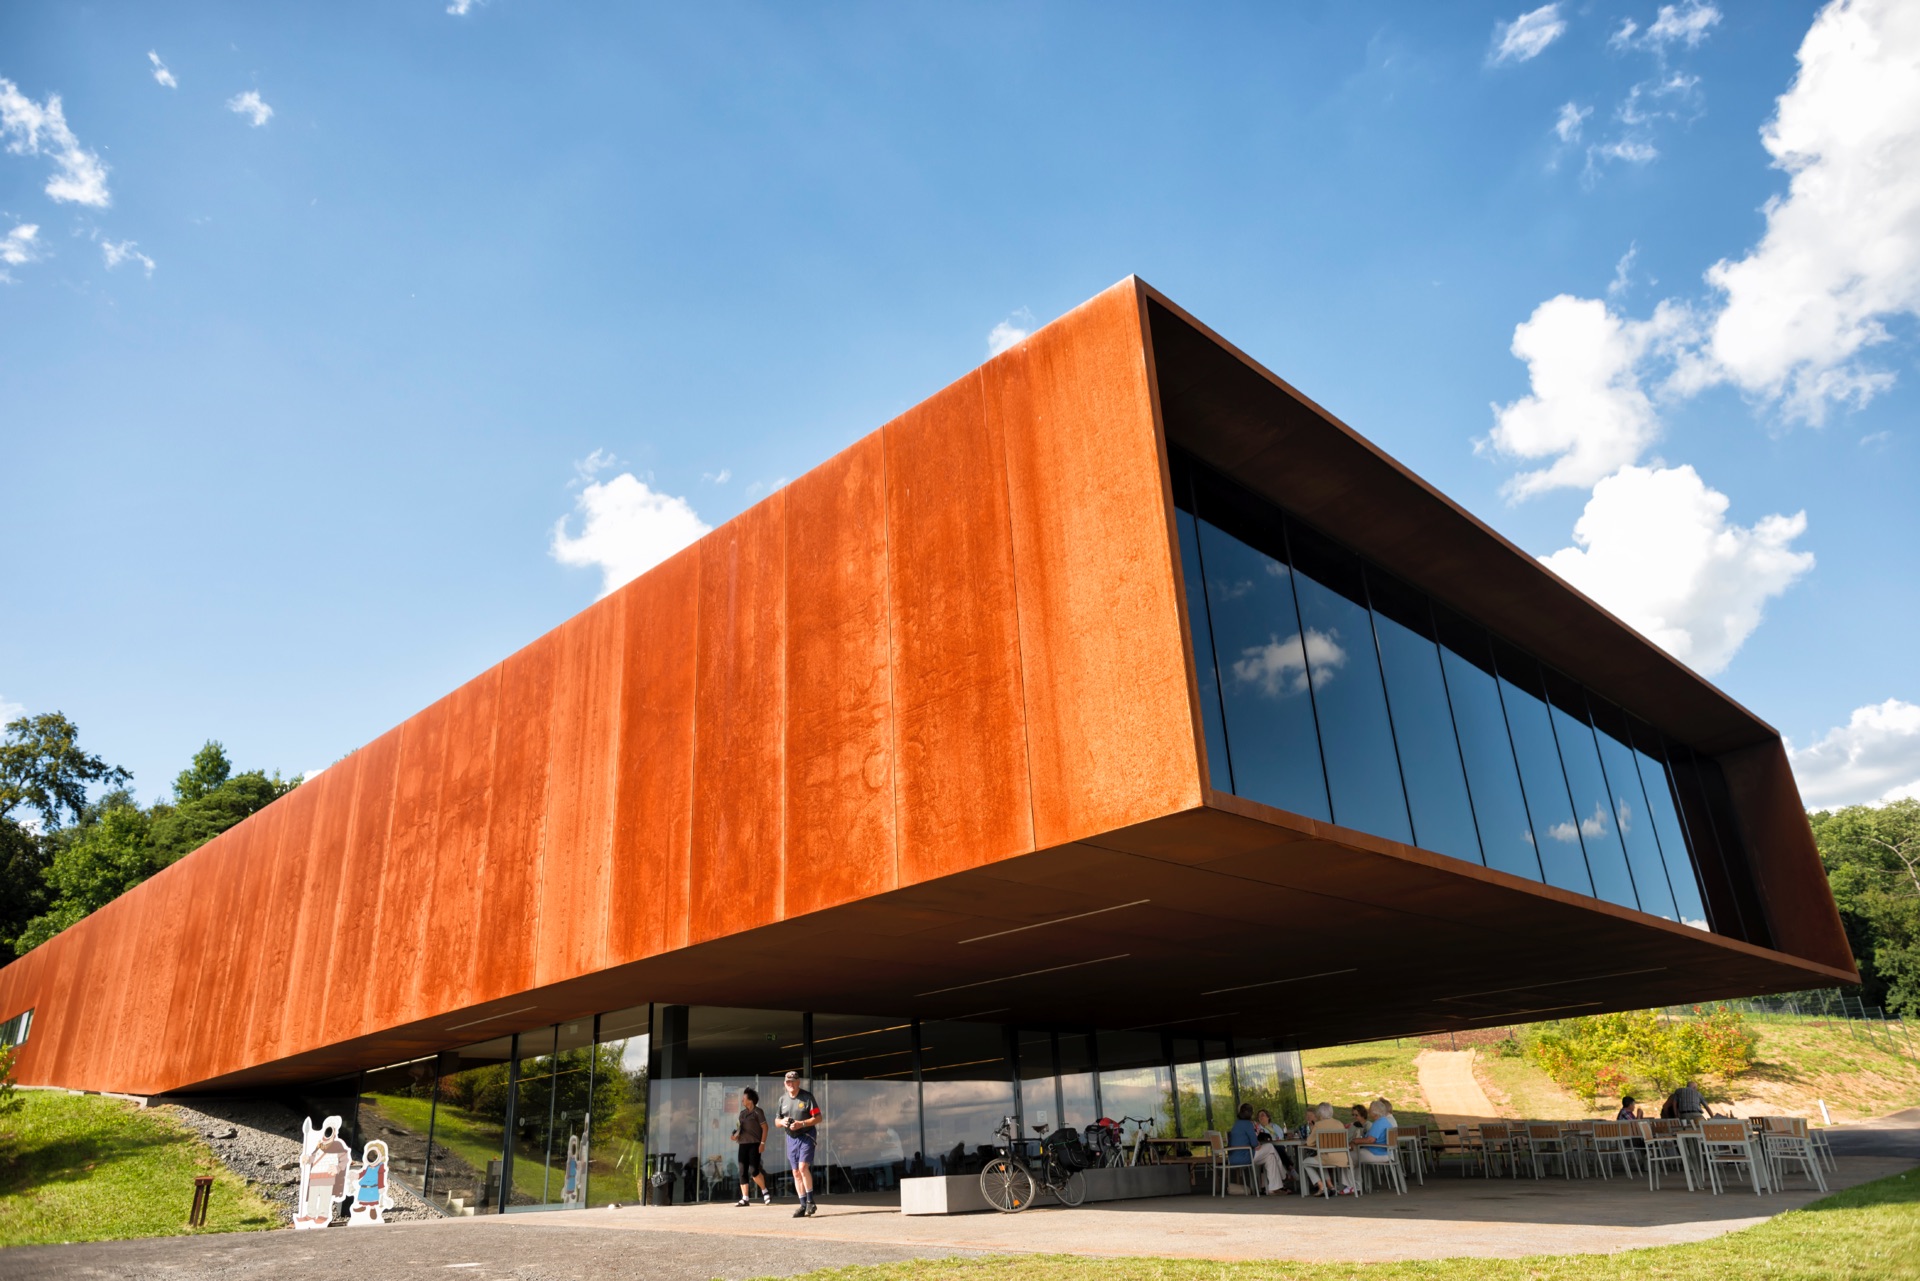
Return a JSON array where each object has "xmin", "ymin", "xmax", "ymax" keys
[{"xmin": 189, "ymin": 1175, "xmax": 215, "ymax": 1227}]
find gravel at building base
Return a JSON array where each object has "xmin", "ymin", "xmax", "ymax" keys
[{"xmin": 155, "ymin": 1097, "xmax": 438, "ymax": 1226}]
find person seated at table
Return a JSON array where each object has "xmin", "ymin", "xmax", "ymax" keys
[
  {"xmin": 1349, "ymin": 1104, "xmax": 1370, "ymax": 1137},
  {"xmin": 1301, "ymin": 1104, "xmax": 1354, "ymax": 1196},
  {"xmin": 1227, "ymin": 1103, "xmax": 1281, "ymax": 1195},
  {"xmin": 1373, "ymin": 1097, "xmax": 1399, "ymax": 1129},
  {"xmin": 1353, "ymin": 1100, "xmax": 1398, "ymax": 1178},
  {"xmin": 1616, "ymin": 1095, "xmax": 1642, "ymax": 1121},
  {"xmin": 1252, "ymin": 1109, "xmax": 1292, "ymax": 1192}
]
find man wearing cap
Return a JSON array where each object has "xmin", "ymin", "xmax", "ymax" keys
[{"xmin": 776, "ymin": 1070, "xmax": 822, "ymax": 1217}]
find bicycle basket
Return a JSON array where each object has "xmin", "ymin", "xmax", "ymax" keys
[{"xmin": 1043, "ymin": 1126, "xmax": 1092, "ymax": 1172}]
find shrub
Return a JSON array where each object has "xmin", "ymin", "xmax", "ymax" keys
[{"xmin": 1516, "ymin": 1006, "xmax": 1755, "ymax": 1103}]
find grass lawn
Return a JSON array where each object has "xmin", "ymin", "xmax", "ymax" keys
[
  {"xmin": 1473, "ymin": 1048, "xmax": 1609, "ymax": 1123},
  {"xmin": 1299, "ymin": 1041, "xmax": 1434, "ymax": 1130},
  {"xmin": 0, "ymin": 1091, "xmax": 279, "ymax": 1247},
  {"xmin": 369, "ymin": 1092, "xmax": 579, "ymax": 1208},
  {"xmin": 774, "ymin": 1168, "xmax": 1920, "ymax": 1281}
]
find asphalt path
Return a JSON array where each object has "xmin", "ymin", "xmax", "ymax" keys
[{"xmin": 0, "ymin": 1219, "xmax": 979, "ymax": 1281}]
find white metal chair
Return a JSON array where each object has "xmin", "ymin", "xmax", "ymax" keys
[
  {"xmin": 1303, "ymin": 1129, "xmax": 1352, "ymax": 1197},
  {"xmin": 1524, "ymin": 1123, "xmax": 1575, "ymax": 1179},
  {"xmin": 1636, "ymin": 1120, "xmax": 1692, "ymax": 1191},
  {"xmin": 1761, "ymin": 1117, "xmax": 1827, "ymax": 1193},
  {"xmin": 1354, "ymin": 1127, "xmax": 1407, "ymax": 1195},
  {"xmin": 1212, "ymin": 1130, "xmax": 1260, "ymax": 1197},
  {"xmin": 1589, "ymin": 1121, "xmax": 1640, "ymax": 1179},
  {"xmin": 1477, "ymin": 1122, "xmax": 1516, "ymax": 1179},
  {"xmin": 1700, "ymin": 1119, "xmax": 1766, "ymax": 1195}
]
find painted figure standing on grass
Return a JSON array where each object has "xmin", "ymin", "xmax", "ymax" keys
[
  {"xmin": 349, "ymin": 1139, "xmax": 392, "ymax": 1225},
  {"xmin": 296, "ymin": 1115, "xmax": 353, "ymax": 1229}
]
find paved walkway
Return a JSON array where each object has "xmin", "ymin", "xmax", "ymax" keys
[
  {"xmin": 8, "ymin": 1153, "xmax": 1908, "ymax": 1278},
  {"xmin": 1417, "ymin": 1048, "xmax": 1501, "ymax": 1126}
]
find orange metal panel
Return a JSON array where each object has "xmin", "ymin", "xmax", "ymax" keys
[
  {"xmin": 990, "ymin": 281, "xmax": 1203, "ymax": 847},
  {"xmin": 477, "ymin": 634, "xmax": 556, "ymax": 1000},
  {"xmin": 690, "ymin": 494, "xmax": 788, "ymax": 943},
  {"xmin": 536, "ymin": 594, "xmax": 626, "ymax": 987},
  {"xmin": 280, "ymin": 749, "xmax": 365, "ymax": 1059},
  {"xmin": 417, "ymin": 666, "xmax": 501, "ymax": 1018},
  {"xmin": 241, "ymin": 782, "xmax": 316, "ymax": 1065},
  {"xmin": 370, "ymin": 698, "xmax": 450, "ymax": 1036},
  {"xmin": 608, "ymin": 545, "xmax": 699, "ymax": 962},
  {"xmin": 319, "ymin": 728, "xmax": 401, "ymax": 1045},
  {"xmin": 884, "ymin": 372, "xmax": 1034, "ymax": 883},
  {"xmin": 784, "ymin": 434, "xmax": 897, "ymax": 916}
]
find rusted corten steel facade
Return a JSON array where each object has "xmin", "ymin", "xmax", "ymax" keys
[{"xmin": 0, "ymin": 279, "xmax": 1854, "ymax": 1096}]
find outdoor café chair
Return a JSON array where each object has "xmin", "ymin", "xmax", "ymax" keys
[
  {"xmin": 1477, "ymin": 1122, "xmax": 1516, "ymax": 1178},
  {"xmin": 1359, "ymin": 1127, "xmax": 1408, "ymax": 1196},
  {"xmin": 1761, "ymin": 1117, "xmax": 1827, "ymax": 1193},
  {"xmin": 1522, "ymin": 1123, "xmax": 1577, "ymax": 1179},
  {"xmin": 1304, "ymin": 1129, "xmax": 1352, "ymax": 1197},
  {"xmin": 1700, "ymin": 1119, "xmax": 1766, "ymax": 1195},
  {"xmin": 1635, "ymin": 1120, "xmax": 1693, "ymax": 1191},
  {"xmin": 1589, "ymin": 1121, "xmax": 1640, "ymax": 1180},
  {"xmin": 1212, "ymin": 1130, "xmax": 1261, "ymax": 1198}
]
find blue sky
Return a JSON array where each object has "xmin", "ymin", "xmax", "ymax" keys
[{"xmin": 2, "ymin": 0, "xmax": 1916, "ymax": 811}]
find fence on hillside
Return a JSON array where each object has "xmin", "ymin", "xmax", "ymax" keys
[{"xmin": 1663, "ymin": 989, "xmax": 1916, "ymax": 1059}]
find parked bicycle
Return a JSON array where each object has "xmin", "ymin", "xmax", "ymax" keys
[
  {"xmin": 1115, "ymin": 1115, "xmax": 1158, "ymax": 1166},
  {"xmin": 979, "ymin": 1116, "xmax": 1089, "ymax": 1211}
]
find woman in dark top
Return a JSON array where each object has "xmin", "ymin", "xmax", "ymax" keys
[{"xmin": 733, "ymin": 1087, "xmax": 772, "ymax": 1206}]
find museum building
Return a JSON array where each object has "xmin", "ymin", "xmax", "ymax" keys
[{"xmin": 0, "ymin": 279, "xmax": 1855, "ymax": 1211}]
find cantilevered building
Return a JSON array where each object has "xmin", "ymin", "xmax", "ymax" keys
[{"xmin": 0, "ymin": 279, "xmax": 1853, "ymax": 1211}]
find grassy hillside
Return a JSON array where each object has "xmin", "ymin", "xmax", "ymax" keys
[
  {"xmin": 0, "ymin": 1091, "xmax": 278, "ymax": 1247},
  {"xmin": 1732, "ymin": 1015, "xmax": 1920, "ymax": 1122},
  {"xmin": 1298, "ymin": 1041, "xmax": 1434, "ymax": 1130}
]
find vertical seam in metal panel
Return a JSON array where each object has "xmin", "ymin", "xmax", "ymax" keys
[
  {"xmin": 777, "ymin": 491, "xmax": 789, "ymax": 924},
  {"xmin": 986, "ymin": 365, "xmax": 1041, "ymax": 855},
  {"xmin": 877, "ymin": 431, "xmax": 900, "ymax": 893},
  {"xmin": 598, "ymin": 596, "xmax": 625, "ymax": 974},
  {"xmin": 682, "ymin": 541, "xmax": 702, "ymax": 951}
]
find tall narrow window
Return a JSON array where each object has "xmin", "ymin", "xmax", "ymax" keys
[
  {"xmin": 1174, "ymin": 505, "xmax": 1233, "ymax": 793},
  {"xmin": 1367, "ymin": 569, "xmax": 1483, "ymax": 866},
  {"xmin": 1542, "ymin": 670, "xmax": 1639, "ymax": 911},
  {"xmin": 1491, "ymin": 643, "xmax": 1593, "ymax": 896},
  {"xmin": 1626, "ymin": 717, "xmax": 1710, "ymax": 930},
  {"xmin": 1190, "ymin": 471, "xmax": 1331, "ymax": 823},
  {"xmin": 1432, "ymin": 608, "xmax": 1541, "ymax": 882},
  {"xmin": 1588, "ymin": 700, "xmax": 1679, "ymax": 921},
  {"xmin": 1286, "ymin": 518, "xmax": 1414, "ymax": 845}
]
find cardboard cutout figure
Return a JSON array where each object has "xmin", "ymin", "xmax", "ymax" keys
[
  {"xmin": 296, "ymin": 1115, "xmax": 352, "ymax": 1229},
  {"xmin": 562, "ymin": 1132, "xmax": 582, "ymax": 1208},
  {"xmin": 349, "ymin": 1139, "xmax": 392, "ymax": 1225}
]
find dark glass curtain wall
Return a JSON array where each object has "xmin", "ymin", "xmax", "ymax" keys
[{"xmin": 1171, "ymin": 447, "xmax": 1721, "ymax": 934}]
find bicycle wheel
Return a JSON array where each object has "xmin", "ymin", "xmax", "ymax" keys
[
  {"xmin": 979, "ymin": 1158, "xmax": 1035, "ymax": 1212},
  {"xmin": 1055, "ymin": 1169, "xmax": 1087, "ymax": 1207}
]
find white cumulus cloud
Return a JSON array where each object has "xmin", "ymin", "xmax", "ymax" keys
[
  {"xmin": 101, "ymin": 239, "xmax": 155, "ymax": 277},
  {"xmin": 987, "ymin": 307, "xmax": 1036, "ymax": 357},
  {"xmin": 1, "ymin": 223, "xmax": 39, "ymax": 281},
  {"xmin": 447, "ymin": 0, "xmax": 482, "ymax": 13},
  {"xmin": 1539, "ymin": 464, "xmax": 1814, "ymax": 675},
  {"xmin": 0, "ymin": 694, "xmax": 25, "ymax": 724},
  {"xmin": 1231, "ymin": 628, "xmax": 1348, "ymax": 698},
  {"xmin": 551, "ymin": 469, "xmax": 710, "ymax": 599},
  {"xmin": 1790, "ymin": 699, "xmax": 1920, "ymax": 808},
  {"xmin": 1684, "ymin": 0, "xmax": 1920, "ymax": 423},
  {"xmin": 148, "ymin": 52, "xmax": 177, "ymax": 89},
  {"xmin": 1645, "ymin": 1, "xmax": 1724, "ymax": 50},
  {"xmin": 1491, "ymin": 5, "xmax": 1568, "ymax": 65},
  {"xmin": 1484, "ymin": 294, "xmax": 1695, "ymax": 498},
  {"xmin": 0, "ymin": 77, "xmax": 110, "ymax": 207},
  {"xmin": 226, "ymin": 90, "xmax": 273, "ymax": 127}
]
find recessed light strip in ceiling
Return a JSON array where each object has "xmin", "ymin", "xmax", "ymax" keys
[{"xmin": 957, "ymin": 900, "xmax": 1151, "ymax": 946}]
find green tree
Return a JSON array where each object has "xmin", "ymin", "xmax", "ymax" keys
[
  {"xmin": 13, "ymin": 794, "xmax": 161, "ymax": 953},
  {"xmin": 146, "ymin": 741, "xmax": 298, "ymax": 863},
  {"xmin": 0, "ymin": 713, "xmax": 131, "ymax": 948},
  {"xmin": 0, "ymin": 713, "xmax": 131, "ymax": 830},
  {"xmin": 1812, "ymin": 799, "xmax": 1920, "ymax": 1017}
]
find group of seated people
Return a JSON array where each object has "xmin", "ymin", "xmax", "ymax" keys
[{"xmin": 1225, "ymin": 1098, "xmax": 1399, "ymax": 1196}]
